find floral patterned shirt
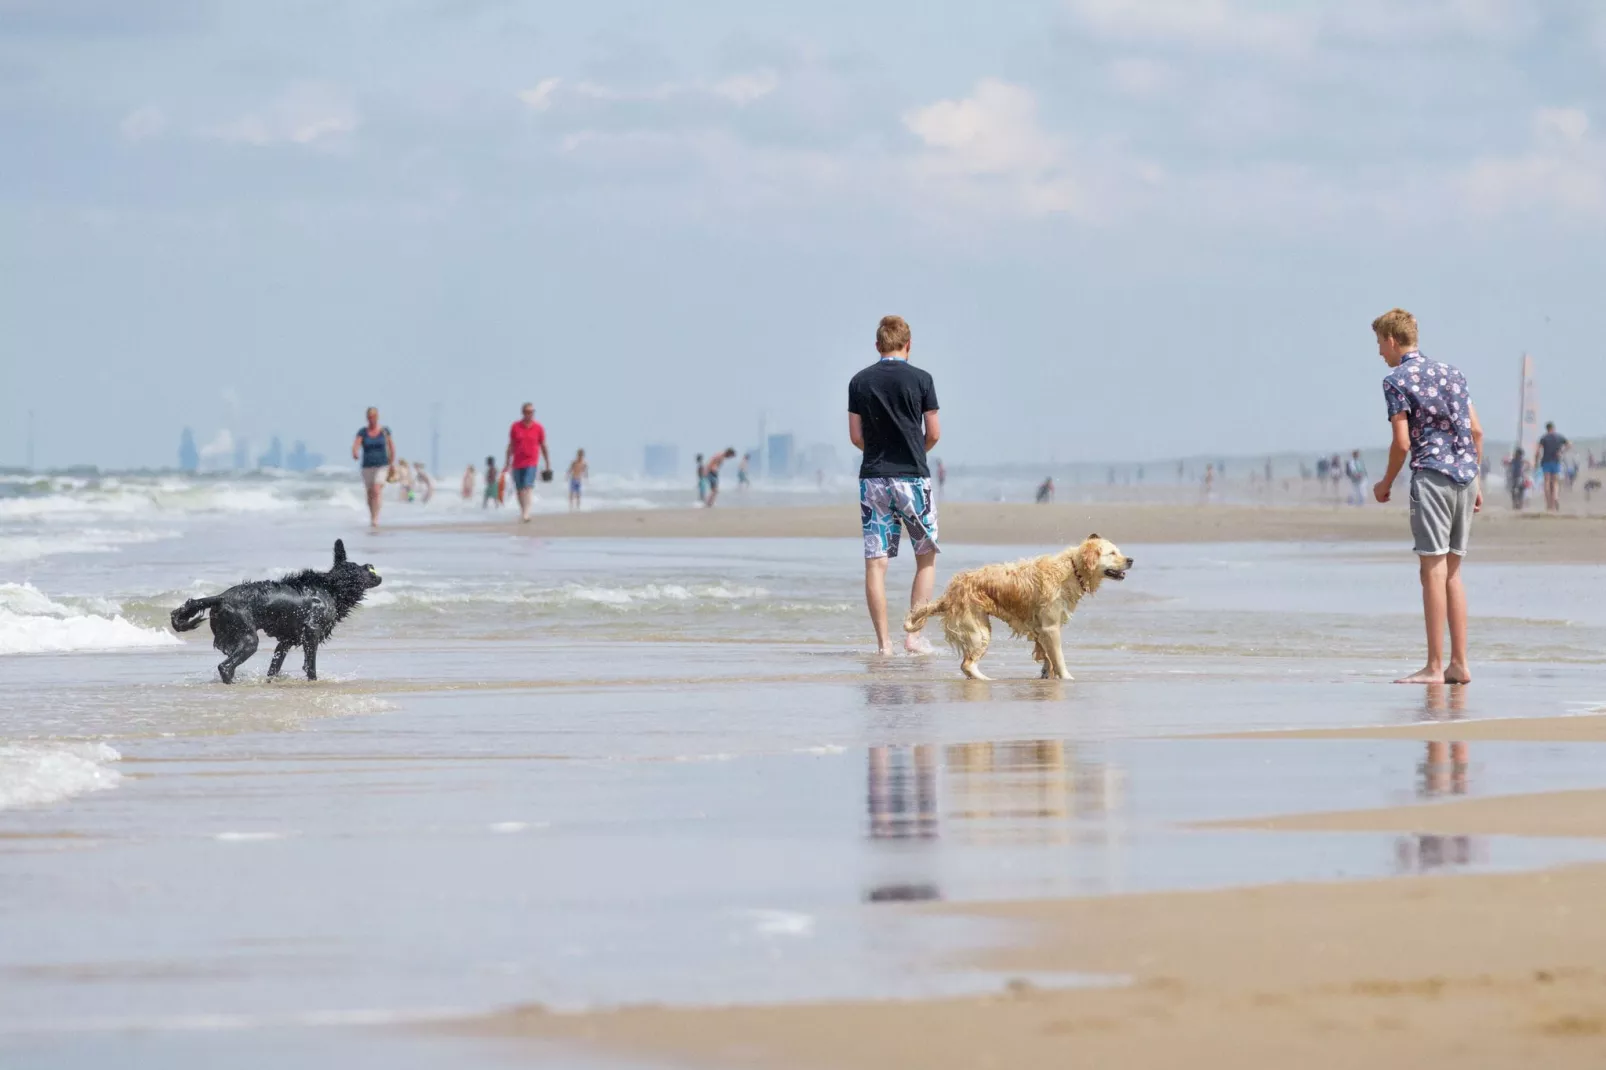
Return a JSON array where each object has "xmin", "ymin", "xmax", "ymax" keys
[{"xmin": 1382, "ymin": 352, "xmax": 1479, "ymax": 485}]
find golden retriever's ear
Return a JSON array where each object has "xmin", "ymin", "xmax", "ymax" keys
[
  {"xmin": 1088, "ymin": 532, "xmax": 1099, "ymax": 540},
  {"xmin": 1081, "ymin": 539, "xmax": 1101, "ymax": 575}
]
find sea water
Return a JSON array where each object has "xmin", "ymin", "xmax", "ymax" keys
[{"xmin": 4, "ymin": 471, "xmax": 1606, "ymax": 1066}]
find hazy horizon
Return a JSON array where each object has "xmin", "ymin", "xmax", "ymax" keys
[{"xmin": 5, "ymin": 0, "xmax": 1604, "ymax": 473}]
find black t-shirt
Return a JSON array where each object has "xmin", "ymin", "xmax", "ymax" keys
[
  {"xmin": 1538, "ymin": 432, "xmax": 1568, "ymax": 464},
  {"xmin": 848, "ymin": 358, "xmax": 939, "ymax": 479}
]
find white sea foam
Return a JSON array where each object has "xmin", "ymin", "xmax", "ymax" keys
[
  {"xmin": 0, "ymin": 528, "xmax": 177, "ymax": 564},
  {"xmin": 0, "ymin": 583, "xmax": 182, "ymax": 656},
  {"xmin": 743, "ymin": 909, "xmax": 815, "ymax": 938},
  {"xmin": 374, "ymin": 582, "xmax": 772, "ymax": 611},
  {"xmin": 0, "ymin": 742, "xmax": 122, "ymax": 810}
]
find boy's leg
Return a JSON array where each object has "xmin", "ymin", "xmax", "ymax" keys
[
  {"xmin": 906, "ymin": 551, "xmax": 936, "ymax": 653},
  {"xmin": 865, "ymin": 557, "xmax": 893, "ymax": 655},
  {"xmin": 860, "ymin": 479, "xmax": 898, "ymax": 655},
  {"xmin": 1398, "ymin": 554, "xmax": 1449, "ymax": 683},
  {"xmin": 1445, "ymin": 553, "xmax": 1471, "ymax": 683}
]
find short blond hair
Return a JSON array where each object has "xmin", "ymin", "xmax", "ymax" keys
[
  {"xmin": 1371, "ymin": 308, "xmax": 1418, "ymax": 347},
  {"xmin": 875, "ymin": 315, "xmax": 911, "ymax": 354}
]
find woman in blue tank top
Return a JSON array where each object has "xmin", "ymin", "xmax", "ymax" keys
[{"xmin": 351, "ymin": 407, "xmax": 395, "ymax": 529}]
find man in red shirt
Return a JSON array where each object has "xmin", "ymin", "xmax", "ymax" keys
[{"xmin": 503, "ymin": 402, "xmax": 553, "ymax": 523}]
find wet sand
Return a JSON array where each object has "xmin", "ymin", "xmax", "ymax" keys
[
  {"xmin": 463, "ymin": 859, "xmax": 1606, "ymax": 1068},
  {"xmin": 1208, "ymin": 714, "xmax": 1606, "ymax": 743},
  {"xmin": 1201, "ymin": 788, "xmax": 1606, "ymax": 839},
  {"xmin": 436, "ymin": 502, "xmax": 1606, "ymax": 562}
]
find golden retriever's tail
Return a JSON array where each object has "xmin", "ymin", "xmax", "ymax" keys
[{"xmin": 904, "ymin": 596, "xmax": 945, "ymax": 633}]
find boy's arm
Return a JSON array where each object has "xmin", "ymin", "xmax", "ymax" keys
[
  {"xmin": 923, "ymin": 411, "xmax": 941, "ymax": 452},
  {"xmin": 1470, "ymin": 403, "xmax": 1484, "ymax": 512},
  {"xmin": 848, "ymin": 413, "xmax": 864, "ymax": 450},
  {"xmin": 1373, "ymin": 414, "xmax": 1411, "ymax": 503}
]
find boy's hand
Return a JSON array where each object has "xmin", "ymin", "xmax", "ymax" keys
[{"xmin": 1373, "ymin": 480, "xmax": 1391, "ymax": 504}]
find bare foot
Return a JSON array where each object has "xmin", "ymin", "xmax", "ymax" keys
[
  {"xmin": 904, "ymin": 635, "xmax": 934, "ymax": 655},
  {"xmin": 875, "ymin": 644, "xmax": 897, "ymax": 656},
  {"xmin": 1444, "ymin": 663, "xmax": 1473, "ymax": 684},
  {"xmin": 1395, "ymin": 666, "xmax": 1446, "ymax": 684}
]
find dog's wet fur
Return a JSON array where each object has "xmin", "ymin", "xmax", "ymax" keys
[
  {"xmin": 905, "ymin": 534, "xmax": 1133, "ymax": 680},
  {"xmin": 170, "ymin": 539, "xmax": 382, "ymax": 683}
]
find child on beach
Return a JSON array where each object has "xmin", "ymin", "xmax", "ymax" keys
[
  {"xmin": 848, "ymin": 314, "xmax": 941, "ymax": 656},
  {"xmin": 483, "ymin": 456, "xmax": 499, "ymax": 509},
  {"xmin": 1369, "ymin": 308, "xmax": 1484, "ymax": 685},
  {"xmin": 567, "ymin": 450, "xmax": 588, "ymax": 511}
]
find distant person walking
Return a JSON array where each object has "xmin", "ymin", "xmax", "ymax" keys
[
  {"xmin": 695, "ymin": 454, "xmax": 707, "ymax": 504},
  {"xmin": 704, "ymin": 448, "xmax": 737, "ymax": 507},
  {"xmin": 461, "ymin": 464, "xmax": 476, "ymax": 500},
  {"xmin": 482, "ymin": 456, "xmax": 500, "ymax": 510},
  {"xmin": 737, "ymin": 453, "xmax": 751, "ymax": 490},
  {"xmin": 414, "ymin": 463, "xmax": 434, "ymax": 503},
  {"xmin": 1344, "ymin": 449, "xmax": 1368, "ymax": 506},
  {"xmin": 1507, "ymin": 448, "xmax": 1528, "ymax": 510},
  {"xmin": 352, "ymin": 408, "xmax": 395, "ymax": 530},
  {"xmin": 1369, "ymin": 308, "xmax": 1483, "ymax": 685},
  {"xmin": 1537, "ymin": 421, "xmax": 1570, "ymax": 512},
  {"xmin": 849, "ymin": 315, "xmax": 940, "ymax": 656},
  {"xmin": 1035, "ymin": 477, "xmax": 1054, "ymax": 504},
  {"xmin": 503, "ymin": 403, "xmax": 552, "ymax": 523},
  {"xmin": 566, "ymin": 449, "xmax": 589, "ymax": 511}
]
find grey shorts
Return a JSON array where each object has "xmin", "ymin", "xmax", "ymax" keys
[
  {"xmin": 361, "ymin": 465, "xmax": 387, "ymax": 489},
  {"xmin": 1409, "ymin": 469, "xmax": 1475, "ymax": 556}
]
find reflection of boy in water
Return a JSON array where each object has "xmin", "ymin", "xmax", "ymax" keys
[
  {"xmin": 866, "ymin": 745, "xmax": 938, "ymax": 840},
  {"xmin": 1396, "ymin": 682, "xmax": 1473, "ymax": 872}
]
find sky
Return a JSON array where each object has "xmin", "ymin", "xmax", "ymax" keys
[{"xmin": 3, "ymin": 0, "xmax": 1605, "ymax": 472}]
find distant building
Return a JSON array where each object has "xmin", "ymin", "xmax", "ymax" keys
[
  {"xmin": 286, "ymin": 441, "xmax": 324, "ymax": 472},
  {"xmin": 766, "ymin": 433, "xmax": 795, "ymax": 479},
  {"xmin": 258, "ymin": 436, "xmax": 284, "ymax": 469},
  {"xmin": 801, "ymin": 442, "xmax": 839, "ymax": 476},
  {"xmin": 232, "ymin": 437, "xmax": 251, "ymax": 471},
  {"xmin": 643, "ymin": 443, "xmax": 679, "ymax": 479},
  {"xmin": 178, "ymin": 428, "xmax": 199, "ymax": 472}
]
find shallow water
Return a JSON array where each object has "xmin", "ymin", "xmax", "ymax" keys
[{"xmin": 4, "ymin": 476, "xmax": 1606, "ymax": 1067}]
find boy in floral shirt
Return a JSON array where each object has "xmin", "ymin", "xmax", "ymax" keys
[{"xmin": 1370, "ymin": 308, "xmax": 1484, "ymax": 684}]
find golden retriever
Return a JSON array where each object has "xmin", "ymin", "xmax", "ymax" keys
[{"xmin": 904, "ymin": 535, "xmax": 1133, "ymax": 680}]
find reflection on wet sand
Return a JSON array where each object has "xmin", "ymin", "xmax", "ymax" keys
[
  {"xmin": 864, "ymin": 737, "xmax": 1123, "ymax": 902},
  {"xmin": 1396, "ymin": 683, "xmax": 1479, "ymax": 872}
]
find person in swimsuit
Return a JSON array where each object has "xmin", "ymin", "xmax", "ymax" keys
[
  {"xmin": 737, "ymin": 453, "xmax": 751, "ymax": 490},
  {"xmin": 351, "ymin": 408, "xmax": 395, "ymax": 529},
  {"xmin": 704, "ymin": 448, "xmax": 737, "ymax": 507},
  {"xmin": 482, "ymin": 456, "xmax": 500, "ymax": 509},
  {"xmin": 461, "ymin": 464, "xmax": 476, "ymax": 501},
  {"xmin": 695, "ymin": 454, "xmax": 707, "ymax": 504},
  {"xmin": 567, "ymin": 449, "xmax": 589, "ymax": 511}
]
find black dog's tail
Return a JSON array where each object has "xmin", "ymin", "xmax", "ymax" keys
[{"xmin": 170, "ymin": 596, "xmax": 222, "ymax": 632}]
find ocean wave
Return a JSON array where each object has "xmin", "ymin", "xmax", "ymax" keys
[
  {"xmin": 0, "ymin": 583, "xmax": 182, "ymax": 656},
  {"xmin": 367, "ymin": 582, "xmax": 773, "ymax": 611},
  {"xmin": 0, "ymin": 528, "xmax": 178, "ymax": 564},
  {"xmin": 0, "ymin": 742, "xmax": 122, "ymax": 810}
]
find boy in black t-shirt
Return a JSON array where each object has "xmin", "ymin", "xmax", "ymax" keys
[{"xmin": 848, "ymin": 315, "xmax": 942, "ymax": 656}]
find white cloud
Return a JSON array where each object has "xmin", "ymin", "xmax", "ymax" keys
[
  {"xmin": 119, "ymin": 106, "xmax": 167, "ymax": 142},
  {"xmin": 903, "ymin": 79, "xmax": 1086, "ymax": 217},
  {"xmin": 207, "ymin": 83, "xmax": 360, "ymax": 147},
  {"xmin": 516, "ymin": 71, "xmax": 779, "ymax": 110},
  {"xmin": 516, "ymin": 77, "xmax": 560, "ymax": 112},
  {"xmin": 1462, "ymin": 107, "xmax": 1606, "ymax": 220},
  {"xmin": 710, "ymin": 69, "xmax": 778, "ymax": 106}
]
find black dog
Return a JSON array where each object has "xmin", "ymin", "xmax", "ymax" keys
[{"xmin": 170, "ymin": 539, "xmax": 382, "ymax": 683}]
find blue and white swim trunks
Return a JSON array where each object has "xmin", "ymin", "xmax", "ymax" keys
[{"xmin": 860, "ymin": 477, "xmax": 939, "ymax": 560}]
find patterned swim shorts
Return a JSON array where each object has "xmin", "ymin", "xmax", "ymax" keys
[{"xmin": 860, "ymin": 477, "xmax": 939, "ymax": 560}]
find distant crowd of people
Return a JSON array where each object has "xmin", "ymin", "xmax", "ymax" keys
[{"xmin": 352, "ymin": 404, "xmax": 590, "ymax": 529}]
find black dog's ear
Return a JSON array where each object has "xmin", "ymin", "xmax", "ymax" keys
[{"xmin": 333, "ymin": 539, "xmax": 347, "ymax": 565}]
